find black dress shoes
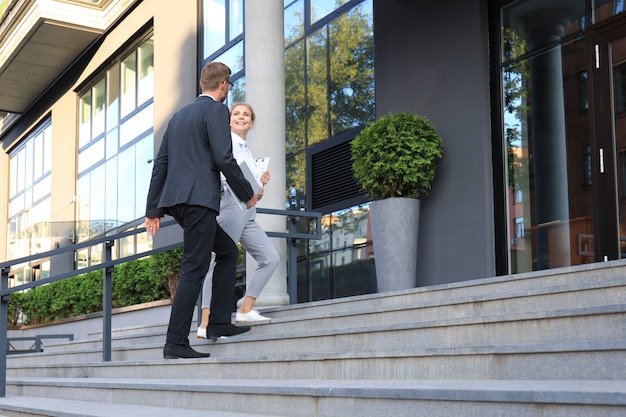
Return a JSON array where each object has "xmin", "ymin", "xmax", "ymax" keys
[
  {"xmin": 163, "ymin": 342, "xmax": 211, "ymax": 359},
  {"xmin": 206, "ymin": 323, "xmax": 251, "ymax": 339}
]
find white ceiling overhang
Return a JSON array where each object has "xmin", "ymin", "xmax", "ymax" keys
[{"xmin": 0, "ymin": 0, "xmax": 137, "ymax": 113}]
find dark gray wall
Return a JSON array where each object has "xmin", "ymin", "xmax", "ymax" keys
[{"xmin": 374, "ymin": 0, "xmax": 496, "ymax": 285}]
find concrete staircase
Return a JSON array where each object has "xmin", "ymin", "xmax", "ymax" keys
[{"xmin": 0, "ymin": 261, "xmax": 625, "ymax": 416}]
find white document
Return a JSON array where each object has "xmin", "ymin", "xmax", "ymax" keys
[
  {"xmin": 254, "ymin": 157, "xmax": 270, "ymax": 174},
  {"xmin": 225, "ymin": 160, "xmax": 261, "ymax": 211}
]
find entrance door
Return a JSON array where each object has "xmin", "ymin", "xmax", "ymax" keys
[{"xmin": 589, "ymin": 17, "xmax": 626, "ymax": 261}]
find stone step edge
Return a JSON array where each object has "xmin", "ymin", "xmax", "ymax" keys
[
  {"xmin": 260, "ymin": 262, "xmax": 626, "ymax": 315},
  {"xmin": 5, "ymin": 378, "xmax": 626, "ymax": 407},
  {"xmin": 8, "ymin": 338, "xmax": 626, "ymax": 371},
  {"xmin": 0, "ymin": 396, "xmax": 281, "ymax": 417},
  {"xmin": 11, "ymin": 303, "xmax": 626, "ymax": 361},
  {"xmin": 85, "ymin": 275, "xmax": 626, "ymax": 339}
]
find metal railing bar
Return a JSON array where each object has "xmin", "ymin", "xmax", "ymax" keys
[{"xmin": 0, "ymin": 208, "xmax": 322, "ymax": 396}]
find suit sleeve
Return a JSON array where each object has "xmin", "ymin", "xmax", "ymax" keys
[
  {"xmin": 144, "ymin": 128, "xmax": 169, "ymax": 218},
  {"xmin": 207, "ymin": 105, "xmax": 255, "ymax": 202}
]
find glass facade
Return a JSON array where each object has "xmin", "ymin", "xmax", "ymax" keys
[
  {"xmin": 501, "ymin": 0, "xmax": 626, "ymax": 272},
  {"xmin": 7, "ymin": 120, "xmax": 52, "ymax": 285},
  {"xmin": 284, "ymin": 0, "xmax": 375, "ymax": 301},
  {"xmin": 201, "ymin": 0, "xmax": 375, "ymax": 301},
  {"xmin": 202, "ymin": 0, "xmax": 246, "ymax": 104},
  {"xmin": 77, "ymin": 36, "xmax": 154, "ymax": 267}
]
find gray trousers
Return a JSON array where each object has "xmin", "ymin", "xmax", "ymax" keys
[{"xmin": 201, "ymin": 191, "xmax": 280, "ymax": 309}]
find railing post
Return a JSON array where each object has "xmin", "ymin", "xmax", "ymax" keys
[
  {"xmin": 0, "ymin": 266, "xmax": 9, "ymax": 397},
  {"xmin": 287, "ymin": 216, "xmax": 298, "ymax": 304},
  {"xmin": 103, "ymin": 240, "xmax": 114, "ymax": 361}
]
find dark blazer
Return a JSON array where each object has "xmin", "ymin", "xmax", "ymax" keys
[{"xmin": 145, "ymin": 95, "xmax": 255, "ymax": 218}]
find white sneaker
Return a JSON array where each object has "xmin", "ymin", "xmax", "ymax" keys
[
  {"xmin": 235, "ymin": 310, "xmax": 271, "ymax": 323},
  {"xmin": 196, "ymin": 327, "xmax": 207, "ymax": 339}
]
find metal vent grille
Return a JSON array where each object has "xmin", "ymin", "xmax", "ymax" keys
[{"xmin": 307, "ymin": 127, "xmax": 368, "ymax": 212}]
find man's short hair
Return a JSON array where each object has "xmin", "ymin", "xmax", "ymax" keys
[{"xmin": 200, "ymin": 62, "xmax": 231, "ymax": 91}]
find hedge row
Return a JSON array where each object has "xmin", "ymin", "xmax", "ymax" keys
[{"xmin": 7, "ymin": 248, "xmax": 183, "ymax": 326}]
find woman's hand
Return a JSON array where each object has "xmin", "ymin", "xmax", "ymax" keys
[{"xmin": 260, "ymin": 170, "xmax": 270, "ymax": 185}]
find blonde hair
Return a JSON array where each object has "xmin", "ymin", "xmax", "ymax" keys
[
  {"xmin": 230, "ymin": 103, "xmax": 256, "ymax": 121},
  {"xmin": 200, "ymin": 62, "xmax": 231, "ymax": 91}
]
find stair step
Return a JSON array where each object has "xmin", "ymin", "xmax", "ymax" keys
[
  {"xmin": 2, "ymin": 262, "xmax": 625, "ymax": 417},
  {"xmin": 0, "ymin": 396, "xmax": 281, "ymax": 417},
  {"xmin": 7, "ymin": 339, "xmax": 626, "ymax": 381},
  {"xmin": 2, "ymin": 379, "xmax": 625, "ymax": 417}
]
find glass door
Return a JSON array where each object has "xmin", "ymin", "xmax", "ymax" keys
[
  {"xmin": 589, "ymin": 18, "xmax": 626, "ymax": 260},
  {"xmin": 502, "ymin": 1, "xmax": 595, "ymax": 272}
]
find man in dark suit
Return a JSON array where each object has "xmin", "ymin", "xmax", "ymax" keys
[{"xmin": 145, "ymin": 62, "xmax": 260, "ymax": 359}]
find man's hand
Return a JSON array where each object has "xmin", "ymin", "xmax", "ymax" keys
[{"xmin": 145, "ymin": 217, "xmax": 160, "ymax": 236}]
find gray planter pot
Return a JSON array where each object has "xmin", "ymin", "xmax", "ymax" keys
[{"xmin": 370, "ymin": 197, "xmax": 420, "ymax": 292}]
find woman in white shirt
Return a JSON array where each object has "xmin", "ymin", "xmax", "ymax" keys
[{"xmin": 197, "ymin": 103, "xmax": 280, "ymax": 339}]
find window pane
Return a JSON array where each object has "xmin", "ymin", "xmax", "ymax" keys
[
  {"xmin": 78, "ymin": 138, "xmax": 104, "ymax": 174},
  {"xmin": 107, "ymin": 66, "xmax": 120, "ymax": 132},
  {"xmin": 229, "ymin": 0, "xmax": 243, "ymax": 41},
  {"xmin": 285, "ymin": 40, "xmax": 306, "ymax": 153},
  {"xmin": 120, "ymin": 103, "xmax": 153, "ymax": 147},
  {"xmin": 92, "ymin": 78, "xmax": 106, "ymax": 137},
  {"xmin": 9, "ymin": 193, "xmax": 24, "ymax": 217},
  {"xmin": 227, "ymin": 76, "xmax": 246, "ymax": 105},
  {"xmin": 593, "ymin": 0, "xmax": 626, "ymax": 23},
  {"xmin": 43, "ymin": 123, "xmax": 52, "ymax": 174},
  {"xmin": 16, "ymin": 148, "xmax": 25, "ymax": 192},
  {"xmin": 306, "ymin": 28, "xmax": 329, "ymax": 145},
  {"xmin": 79, "ymin": 91, "xmax": 92, "ymax": 148},
  {"xmin": 311, "ymin": 0, "xmax": 349, "ymax": 24},
  {"xmin": 502, "ymin": 1, "xmax": 584, "ymax": 61},
  {"xmin": 328, "ymin": 0, "xmax": 374, "ymax": 135},
  {"xmin": 204, "ymin": 0, "xmax": 226, "ymax": 55},
  {"xmin": 33, "ymin": 132, "xmax": 43, "ymax": 179},
  {"xmin": 32, "ymin": 175, "xmax": 50, "ymax": 203},
  {"xmin": 90, "ymin": 164, "xmax": 106, "ymax": 236},
  {"xmin": 121, "ymin": 52, "xmax": 137, "ymax": 118},
  {"xmin": 286, "ymin": 153, "xmax": 306, "ymax": 210},
  {"xmin": 285, "ymin": 0, "xmax": 304, "ymax": 45},
  {"xmin": 214, "ymin": 40, "xmax": 244, "ymax": 74},
  {"xmin": 106, "ymin": 126, "xmax": 119, "ymax": 159},
  {"xmin": 138, "ymin": 38, "xmax": 154, "ymax": 105},
  {"xmin": 9, "ymin": 151, "xmax": 17, "ymax": 196},
  {"xmin": 135, "ymin": 135, "xmax": 153, "ymax": 219},
  {"xmin": 77, "ymin": 173, "xmax": 91, "ymax": 241},
  {"xmin": 117, "ymin": 146, "xmax": 136, "ymax": 223},
  {"xmin": 24, "ymin": 139, "xmax": 33, "ymax": 189},
  {"xmin": 105, "ymin": 156, "xmax": 118, "ymax": 228}
]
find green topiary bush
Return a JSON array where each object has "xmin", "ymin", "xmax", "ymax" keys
[{"xmin": 351, "ymin": 112, "xmax": 444, "ymax": 200}]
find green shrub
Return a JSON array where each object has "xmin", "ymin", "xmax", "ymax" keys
[
  {"xmin": 351, "ymin": 112, "xmax": 444, "ymax": 200},
  {"xmin": 7, "ymin": 248, "xmax": 182, "ymax": 326}
]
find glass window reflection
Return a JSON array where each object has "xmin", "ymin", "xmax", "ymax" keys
[
  {"xmin": 229, "ymin": 0, "xmax": 243, "ymax": 41},
  {"xmin": 77, "ymin": 37, "xmax": 154, "ymax": 258},
  {"xmin": 204, "ymin": 0, "xmax": 226, "ymax": 55},
  {"xmin": 593, "ymin": 0, "xmax": 626, "ymax": 23},
  {"xmin": 285, "ymin": 0, "xmax": 304, "ymax": 45},
  {"xmin": 311, "ymin": 0, "xmax": 349, "ymax": 24}
]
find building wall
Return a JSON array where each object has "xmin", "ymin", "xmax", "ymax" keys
[
  {"xmin": 0, "ymin": 0, "xmax": 199, "ymax": 264},
  {"xmin": 2, "ymin": 0, "xmax": 497, "ymax": 290},
  {"xmin": 374, "ymin": 0, "xmax": 496, "ymax": 285}
]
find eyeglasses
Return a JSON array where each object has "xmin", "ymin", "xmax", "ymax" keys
[{"xmin": 226, "ymin": 80, "xmax": 234, "ymax": 89}]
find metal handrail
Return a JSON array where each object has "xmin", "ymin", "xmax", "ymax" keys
[{"xmin": 0, "ymin": 208, "xmax": 321, "ymax": 397}]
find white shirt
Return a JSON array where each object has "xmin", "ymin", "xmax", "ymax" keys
[{"xmin": 221, "ymin": 132, "xmax": 263, "ymax": 191}]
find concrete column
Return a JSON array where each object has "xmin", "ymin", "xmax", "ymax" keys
[
  {"xmin": 243, "ymin": 0, "xmax": 289, "ymax": 307},
  {"xmin": 520, "ymin": 9, "xmax": 572, "ymax": 269}
]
